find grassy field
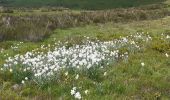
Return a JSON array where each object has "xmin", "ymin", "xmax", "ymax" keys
[
  {"xmin": 1, "ymin": 0, "xmax": 166, "ymax": 9},
  {"xmin": 0, "ymin": 16, "xmax": 170, "ymax": 99},
  {"xmin": 0, "ymin": 0, "xmax": 170, "ymax": 100}
]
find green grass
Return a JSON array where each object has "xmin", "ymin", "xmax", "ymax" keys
[
  {"xmin": 0, "ymin": 1, "xmax": 170, "ymax": 99},
  {"xmin": 0, "ymin": 16, "xmax": 170, "ymax": 99},
  {"xmin": 47, "ymin": 16, "xmax": 170, "ymax": 42},
  {"xmin": 1, "ymin": 0, "xmax": 166, "ymax": 9}
]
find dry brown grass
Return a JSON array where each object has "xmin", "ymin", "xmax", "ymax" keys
[{"xmin": 0, "ymin": 5, "xmax": 169, "ymax": 41}]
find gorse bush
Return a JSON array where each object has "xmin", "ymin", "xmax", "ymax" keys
[{"xmin": 0, "ymin": 6, "xmax": 169, "ymax": 41}]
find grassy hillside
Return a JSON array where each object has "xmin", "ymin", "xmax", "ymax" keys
[
  {"xmin": 0, "ymin": 1, "xmax": 170, "ymax": 100},
  {"xmin": 1, "ymin": 0, "xmax": 166, "ymax": 9},
  {"xmin": 0, "ymin": 16, "xmax": 170, "ymax": 99}
]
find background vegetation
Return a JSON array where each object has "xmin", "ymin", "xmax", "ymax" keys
[{"xmin": 0, "ymin": 0, "xmax": 166, "ymax": 9}]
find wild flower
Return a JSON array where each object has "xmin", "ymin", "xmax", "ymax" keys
[
  {"xmin": 65, "ymin": 71, "xmax": 68, "ymax": 76},
  {"xmin": 84, "ymin": 90, "xmax": 89, "ymax": 95},
  {"xmin": 9, "ymin": 69, "xmax": 13, "ymax": 72},
  {"xmin": 71, "ymin": 87, "xmax": 78, "ymax": 96},
  {"xmin": 0, "ymin": 48, "xmax": 4, "ymax": 53},
  {"xmin": 25, "ymin": 77, "xmax": 28, "ymax": 80},
  {"xmin": 74, "ymin": 92, "xmax": 81, "ymax": 99},
  {"xmin": 104, "ymin": 72, "xmax": 107, "ymax": 76},
  {"xmin": 21, "ymin": 80, "xmax": 25, "ymax": 84},
  {"xmin": 166, "ymin": 35, "xmax": 170, "ymax": 39},
  {"xmin": 141, "ymin": 62, "xmax": 145, "ymax": 66},
  {"xmin": 165, "ymin": 53, "xmax": 169, "ymax": 57},
  {"xmin": 2, "ymin": 33, "xmax": 152, "ymax": 82},
  {"xmin": 71, "ymin": 88, "xmax": 76, "ymax": 95},
  {"xmin": 75, "ymin": 74, "xmax": 79, "ymax": 80}
]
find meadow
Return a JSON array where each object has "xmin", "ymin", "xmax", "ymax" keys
[{"xmin": 0, "ymin": 0, "xmax": 170, "ymax": 100}]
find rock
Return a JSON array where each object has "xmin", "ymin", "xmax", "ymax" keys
[{"xmin": 11, "ymin": 84, "xmax": 22, "ymax": 91}]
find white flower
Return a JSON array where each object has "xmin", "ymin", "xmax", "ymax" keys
[
  {"xmin": 25, "ymin": 77, "xmax": 28, "ymax": 80},
  {"xmin": 87, "ymin": 65, "xmax": 91, "ymax": 69},
  {"xmin": 71, "ymin": 87, "xmax": 77, "ymax": 95},
  {"xmin": 84, "ymin": 90, "xmax": 89, "ymax": 95},
  {"xmin": 9, "ymin": 69, "xmax": 13, "ymax": 72},
  {"xmin": 166, "ymin": 35, "xmax": 170, "ymax": 39},
  {"xmin": 65, "ymin": 71, "xmax": 68, "ymax": 76},
  {"xmin": 73, "ymin": 87, "xmax": 77, "ymax": 90},
  {"xmin": 23, "ymin": 68, "xmax": 27, "ymax": 72},
  {"xmin": 0, "ymin": 68, "xmax": 3, "ymax": 71},
  {"xmin": 3, "ymin": 33, "xmax": 150, "ymax": 80},
  {"xmin": 71, "ymin": 89, "xmax": 76, "ymax": 95},
  {"xmin": 141, "ymin": 62, "xmax": 145, "ymax": 66},
  {"xmin": 74, "ymin": 92, "xmax": 81, "ymax": 99},
  {"xmin": 75, "ymin": 74, "xmax": 79, "ymax": 80},
  {"xmin": 77, "ymin": 66, "xmax": 80, "ymax": 69},
  {"xmin": 104, "ymin": 72, "xmax": 107, "ymax": 76},
  {"xmin": 165, "ymin": 53, "xmax": 169, "ymax": 57},
  {"xmin": 21, "ymin": 80, "xmax": 25, "ymax": 84}
]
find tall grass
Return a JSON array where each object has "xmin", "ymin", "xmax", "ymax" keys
[{"xmin": 0, "ymin": 6, "xmax": 169, "ymax": 41}]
